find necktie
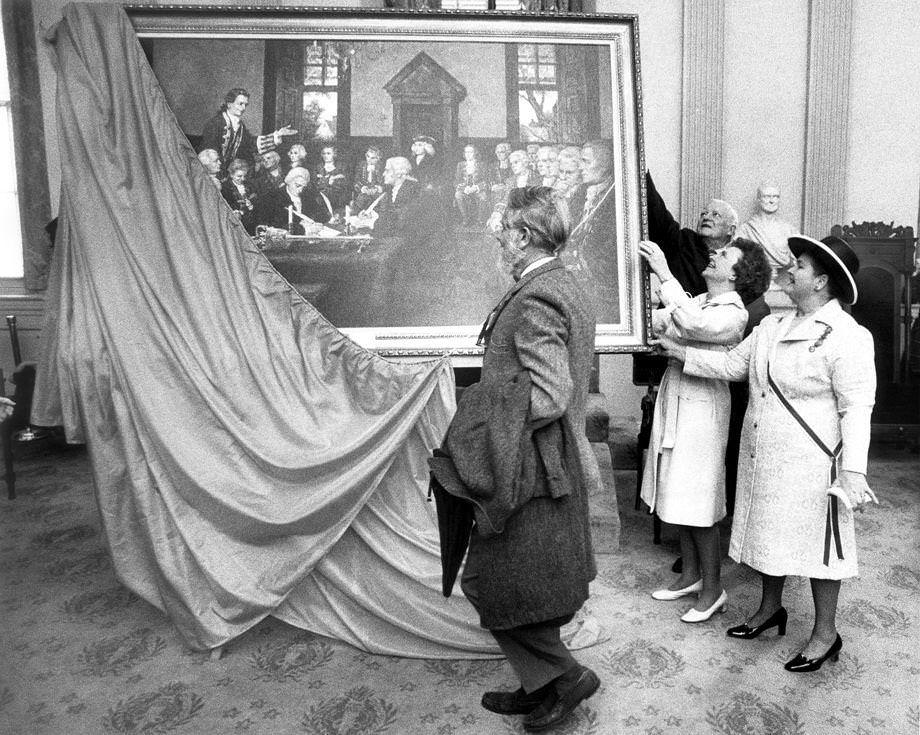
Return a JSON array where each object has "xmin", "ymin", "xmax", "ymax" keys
[{"xmin": 477, "ymin": 283, "xmax": 520, "ymax": 346}]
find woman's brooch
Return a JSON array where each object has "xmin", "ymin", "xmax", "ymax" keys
[{"xmin": 810, "ymin": 324, "xmax": 833, "ymax": 352}]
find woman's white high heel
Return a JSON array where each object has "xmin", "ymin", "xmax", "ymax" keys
[
  {"xmin": 651, "ymin": 579, "xmax": 703, "ymax": 601},
  {"xmin": 680, "ymin": 589, "xmax": 728, "ymax": 623}
]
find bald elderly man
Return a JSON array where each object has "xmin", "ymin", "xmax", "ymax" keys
[{"xmin": 645, "ymin": 171, "xmax": 740, "ymax": 297}]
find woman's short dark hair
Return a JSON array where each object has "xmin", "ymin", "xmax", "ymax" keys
[
  {"xmin": 731, "ymin": 238, "xmax": 772, "ymax": 305},
  {"xmin": 223, "ymin": 88, "xmax": 249, "ymax": 107},
  {"xmin": 502, "ymin": 186, "xmax": 569, "ymax": 255}
]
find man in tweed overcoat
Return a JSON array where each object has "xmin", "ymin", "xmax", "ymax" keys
[{"xmin": 460, "ymin": 187, "xmax": 601, "ymax": 732}]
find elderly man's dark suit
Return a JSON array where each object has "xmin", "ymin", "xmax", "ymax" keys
[
  {"xmin": 645, "ymin": 171, "xmax": 709, "ymax": 297},
  {"xmin": 459, "ymin": 259, "xmax": 597, "ymax": 693}
]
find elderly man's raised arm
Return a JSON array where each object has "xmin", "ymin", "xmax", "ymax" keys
[{"xmin": 645, "ymin": 171, "xmax": 682, "ymax": 253}]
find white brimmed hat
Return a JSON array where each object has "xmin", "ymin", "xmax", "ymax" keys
[{"xmin": 787, "ymin": 234, "xmax": 860, "ymax": 305}]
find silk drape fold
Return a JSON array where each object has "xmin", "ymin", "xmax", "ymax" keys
[{"xmin": 32, "ymin": 3, "xmax": 498, "ymax": 656}]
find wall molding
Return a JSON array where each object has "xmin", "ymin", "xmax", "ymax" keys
[
  {"xmin": 802, "ymin": 0, "xmax": 853, "ymax": 237},
  {"xmin": 679, "ymin": 0, "xmax": 725, "ymax": 221}
]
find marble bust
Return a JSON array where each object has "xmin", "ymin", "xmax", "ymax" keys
[{"xmin": 737, "ymin": 183, "xmax": 796, "ymax": 279}]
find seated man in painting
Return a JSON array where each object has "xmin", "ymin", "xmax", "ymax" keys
[
  {"xmin": 537, "ymin": 145, "xmax": 561, "ymax": 189},
  {"xmin": 251, "ymin": 150, "xmax": 285, "ymax": 199},
  {"xmin": 488, "ymin": 142, "xmax": 513, "ymax": 208},
  {"xmin": 313, "ymin": 144, "xmax": 349, "ymax": 217},
  {"xmin": 553, "ymin": 146, "xmax": 583, "ymax": 200},
  {"xmin": 486, "ymin": 149, "xmax": 540, "ymax": 233},
  {"xmin": 351, "ymin": 146, "xmax": 385, "ymax": 213},
  {"xmin": 525, "ymin": 142, "xmax": 541, "ymax": 174},
  {"xmin": 453, "ymin": 144, "xmax": 490, "ymax": 228},
  {"xmin": 410, "ymin": 135, "xmax": 441, "ymax": 194},
  {"xmin": 197, "ymin": 148, "xmax": 223, "ymax": 191},
  {"xmin": 373, "ymin": 156, "xmax": 423, "ymax": 238},
  {"xmin": 221, "ymin": 158, "xmax": 258, "ymax": 234},
  {"xmin": 253, "ymin": 166, "xmax": 328, "ymax": 234},
  {"xmin": 563, "ymin": 139, "xmax": 618, "ymax": 322},
  {"xmin": 286, "ymin": 143, "xmax": 309, "ymax": 173}
]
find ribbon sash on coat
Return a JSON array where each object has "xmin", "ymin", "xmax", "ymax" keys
[{"xmin": 766, "ymin": 363, "xmax": 844, "ymax": 566}]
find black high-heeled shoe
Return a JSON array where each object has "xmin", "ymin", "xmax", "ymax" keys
[
  {"xmin": 726, "ymin": 607, "xmax": 788, "ymax": 639},
  {"xmin": 784, "ymin": 633, "xmax": 842, "ymax": 672}
]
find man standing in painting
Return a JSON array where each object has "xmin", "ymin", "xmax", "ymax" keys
[
  {"xmin": 563, "ymin": 139, "xmax": 618, "ymax": 323},
  {"xmin": 433, "ymin": 187, "xmax": 600, "ymax": 732},
  {"xmin": 200, "ymin": 87, "xmax": 296, "ymax": 171}
]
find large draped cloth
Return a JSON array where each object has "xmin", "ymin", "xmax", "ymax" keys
[{"xmin": 31, "ymin": 3, "xmax": 499, "ymax": 656}]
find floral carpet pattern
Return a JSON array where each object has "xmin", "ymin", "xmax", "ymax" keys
[{"xmin": 1, "ymin": 435, "xmax": 918, "ymax": 734}]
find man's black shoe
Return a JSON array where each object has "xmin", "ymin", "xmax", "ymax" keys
[
  {"xmin": 481, "ymin": 687, "xmax": 546, "ymax": 715},
  {"xmin": 523, "ymin": 666, "xmax": 600, "ymax": 732}
]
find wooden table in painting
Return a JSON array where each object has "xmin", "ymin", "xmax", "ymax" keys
[{"xmin": 261, "ymin": 233, "xmax": 401, "ymax": 328}]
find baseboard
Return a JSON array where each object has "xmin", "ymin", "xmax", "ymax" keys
[{"xmin": 871, "ymin": 423, "xmax": 920, "ymax": 442}]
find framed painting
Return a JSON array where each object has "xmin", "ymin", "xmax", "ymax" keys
[{"xmin": 127, "ymin": 4, "xmax": 650, "ymax": 355}]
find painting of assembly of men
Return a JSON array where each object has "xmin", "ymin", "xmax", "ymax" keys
[{"xmin": 147, "ymin": 32, "xmax": 633, "ymax": 343}]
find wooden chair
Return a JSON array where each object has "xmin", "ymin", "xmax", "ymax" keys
[
  {"xmin": 831, "ymin": 222, "xmax": 919, "ymax": 443},
  {"xmin": 632, "ymin": 353, "xmax": 667, "ymax": 544},
  {"xmin": 1, "ymin": 315, "xmax": 59, "ymax": 499}
]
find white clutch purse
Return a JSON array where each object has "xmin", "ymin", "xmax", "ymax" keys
[{"xmin": 826, "ymin": 480, "xmax": 878, "ymax": 510}]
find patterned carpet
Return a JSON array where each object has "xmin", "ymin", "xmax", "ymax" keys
[{"xmin": 1, "ymin": 434, "xmax": 918, "ymax": 735}]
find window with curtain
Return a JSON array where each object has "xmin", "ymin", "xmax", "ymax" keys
[
  {"xmin": 0, "ymin": 13, "xmax": 23, "ymax": 279},
  {"xmin": 517, "ymin": 43, "xmax": 558, "ymax": 142},
  {"xmin": 302, "ymin": 42, "xmax": 339, "ymax": 141}
]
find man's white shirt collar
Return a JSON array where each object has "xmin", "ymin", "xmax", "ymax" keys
[
  {"xmin": 520, "ymin": 256, "xmax": 556, "ymax": 278},
  {"xmin": 224, "ymin": 111, "xmax": 241, "ymax": 132}
]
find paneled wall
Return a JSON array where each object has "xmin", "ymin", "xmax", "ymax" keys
[{"xmin": 846, "ymin": 0, "xmax": 920, "ymax": 226}]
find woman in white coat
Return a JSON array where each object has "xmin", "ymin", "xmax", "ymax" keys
[
  {"xmin": 656, "ymin": 235, "xmax": 876, "ymax": 672},
  {"xmin": 639, "ymin": 239, "xmax": 771, "ymax": 623}
]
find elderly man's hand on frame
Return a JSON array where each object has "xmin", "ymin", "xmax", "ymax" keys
[{"xmin": 638, "ymin": 240, "xmax": 675, "ymax": 283}]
